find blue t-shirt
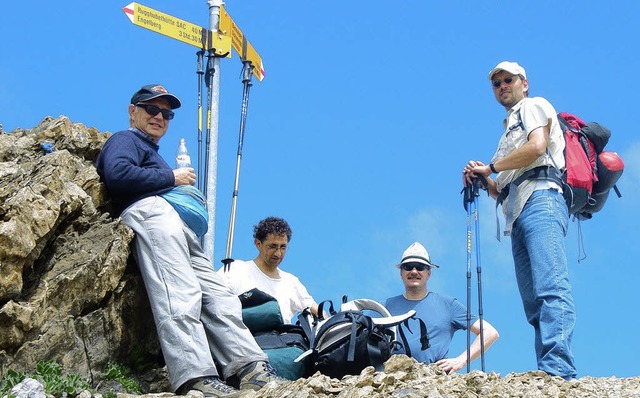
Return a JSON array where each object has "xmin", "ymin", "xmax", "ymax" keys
[{"xmin": 385, "ymin": 292, "xmax": 477, "ymax": 364}]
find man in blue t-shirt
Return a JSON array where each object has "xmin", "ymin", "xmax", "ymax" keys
[{"xmin": 385, "ymin": 242, "xmax": 499, "ymax": 373}]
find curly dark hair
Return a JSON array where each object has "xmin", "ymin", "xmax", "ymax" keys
[{"xmin": 253, "ymin": 216, "xmax": 292, "ymax": 242}]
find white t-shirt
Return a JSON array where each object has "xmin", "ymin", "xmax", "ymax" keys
[{"xmin": 219, "ymin": 260, "xmax": 316, "ymax": 324}]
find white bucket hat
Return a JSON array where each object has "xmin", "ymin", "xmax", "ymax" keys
[{"xmin": 397, "ymin": 242, "xmax": 439, "ymax": 269}]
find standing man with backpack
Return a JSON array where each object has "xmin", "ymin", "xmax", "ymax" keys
[
  {"xmin": 463, "ymin": 61, "xmax": 577, "ymax": 380},
  {"xmin": 385, "ymin": 242, "xmax": 499, "ymax": 373}
]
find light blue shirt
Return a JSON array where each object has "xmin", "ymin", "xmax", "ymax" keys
[{"xmin": 385, "ymin": 292, "xmax": 476, "ymax": 364}]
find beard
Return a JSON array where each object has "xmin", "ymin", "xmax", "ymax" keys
[
  {"xmin": 497, "ymin": 89, "xmax": 527, "ymax": 109},
  {"xmin": 499, "ymin": 93, "xmax": 520, "ymax": 109}
]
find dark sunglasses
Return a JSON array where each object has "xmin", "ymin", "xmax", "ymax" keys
[
  {"xmin": 491, "ymin": 75, "xmax": 520, "ymax": 88},
  {"xmin": 136, "ymin": 103, "xmax": 175, "ymax": 120},
  {"xmin": 401, "ymin": 263, "xmax": 429, "ymax": 272}
]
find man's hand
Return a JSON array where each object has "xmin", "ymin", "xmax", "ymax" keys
[
  {"xmin": 173, "ymin": 167, "xmax": 196, "ymax": 186},
  {"xmin": 462, "ymin": 160, "xmax": 499, "ymax": 199},
  {"xmin": 462, "ymin": 160, "xmax": 491, "ymax": 185},
  {"xmin": 435, "ymin": 356, "xmax": 466, "ymax": 374}
]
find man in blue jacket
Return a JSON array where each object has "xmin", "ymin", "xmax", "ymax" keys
[{"xmin": 96, "ymin": 84, "xmax": 283, "ymax": 397}]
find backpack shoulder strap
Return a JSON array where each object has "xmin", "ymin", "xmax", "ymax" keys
[
  {"xmin": 317, "ymin": 299, "xmax": 336, "ymax": 321},
  {"xmin": 397, "ymin": 315, "xmax": 430, "ymax": 358},
  {"xmin": 293, "ymin": 307, "xmax": 318, "ymax": 363},
  {"xmin": 296, "ymin": 308, "xmax": 317, "ymax": 344}
]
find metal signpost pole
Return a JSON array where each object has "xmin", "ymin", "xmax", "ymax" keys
[{"xmin": 202, "ymin": 0, "xmax": 223, "ymax": 260}]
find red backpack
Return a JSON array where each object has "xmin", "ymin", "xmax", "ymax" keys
[
  {"xmin": 556, "ymin": 112, "xmax": 624, "ymax": 220},
  {"xmin": 495, "ymin": 112, "xmax": 624, "ymax": 221}
]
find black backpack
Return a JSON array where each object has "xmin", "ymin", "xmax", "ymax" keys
[{"xmin": 296, "ymin": 297, "xmax": 429, "ymax": 379}]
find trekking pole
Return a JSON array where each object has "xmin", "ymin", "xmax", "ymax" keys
[
  {"xmin": 196, "ymin": 50, "xmax": 205, "ymax": 189},
  {"xmin": 463, "ymin": 182, "xmax": 473, "ymax": 373},
  {"xmin": 462, "ymin": 175, "xmax": 487, "ymax": 372},
  {"xmin": 221, "ymin": 60, "xmax": 254, "ymax": 272},
  {"xmin": 472, "ymin": 178, "xmax": 486, "ymax": 372},
  {"xmin": 202, "ymin": 50, "xmax": 216, "ymax": 198}
]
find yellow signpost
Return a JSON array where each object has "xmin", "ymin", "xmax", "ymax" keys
[
  {"xmin": 219, "ymin": 6, "xmax": 266, "ymax": 81},
  {"xmin": 123, "ymin": 2, "xmax": 231, "ymax": 56},
  {"xmin": 123, "ymin": 3, "xmax": 264, "ymax": 80}
]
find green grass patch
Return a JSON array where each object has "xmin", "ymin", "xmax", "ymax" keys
[
  {"xmin": 0, "ymin": 360, "xmax": 90, "ymax": 397},
  {"xmin": 104, "ymin": 362, "xmax": 144, "ymax": 394}
]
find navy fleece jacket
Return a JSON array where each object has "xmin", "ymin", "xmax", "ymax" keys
[{"xmin": 96, "ymin": 129, "xmax": 175, "ymax": 216}]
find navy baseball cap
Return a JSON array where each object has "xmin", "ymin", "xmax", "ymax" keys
[{"xmin": 130, "ymin": 84, "xmax": 181, "ymax": 109}]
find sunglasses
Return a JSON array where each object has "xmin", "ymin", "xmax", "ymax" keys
[
  {"xmin": 136, "ymin": 103, "xmax": 175, "ymax": 120},
  {"xmin": 491, "ymin": 75, "xmax": 520, "ymax": 88},
  {"xmin": 401, "ymin": 263, "xmax": 429, "ymax": 272}
]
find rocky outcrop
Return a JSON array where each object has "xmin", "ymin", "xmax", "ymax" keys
[
  {"xmin": 245, "ymin": 355, "xmax": 640, "ymax": 398},
  {"xmin": 1, "ymin": 117, "xmax": 639, "ymax": 397},
  {"xmin": 0, "ymin": 117, "xmax": 162, "ymax": 386}
]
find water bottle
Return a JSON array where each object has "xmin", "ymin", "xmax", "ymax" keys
[{"xmin": 176, "ymin": 138, "xmax": 191, "ymax": 168}]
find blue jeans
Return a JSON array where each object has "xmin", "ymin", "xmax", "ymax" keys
[{"xmin": 511, "ymin": 189, "xmax": 576, "ymax": 380}]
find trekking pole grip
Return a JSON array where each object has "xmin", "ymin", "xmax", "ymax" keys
[{"xmin": 463, "ymin": 175, "xmax": 487, "ymax": 210}]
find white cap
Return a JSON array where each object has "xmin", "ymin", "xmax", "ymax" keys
[
  {"xmin": 488, "ymin": 61, "xmax": 527, "ymax": 80},
  {"xmin": 397, "ymin": 242, "xmax": 439, "ymax": 268}
]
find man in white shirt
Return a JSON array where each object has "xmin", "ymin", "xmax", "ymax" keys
[{"xmin": 220, "ymin": 217, "xmax": 319, "ymax": 323}]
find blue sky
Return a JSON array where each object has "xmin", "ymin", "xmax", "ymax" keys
[{"xmin": 2, "ymin": 1, "xmax": 639, "ymax": 379}]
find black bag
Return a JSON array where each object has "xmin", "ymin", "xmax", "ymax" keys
[{"xmin": 296, "ymin": 297, "xmax": 428, "ymax": 379}]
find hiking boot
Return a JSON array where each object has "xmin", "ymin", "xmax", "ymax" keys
[
  {"xmin": 177, "ymin": 376, "xmax": 241, "ymax": 398},
  {"xmin": 237, "ymin": 361, "xmax": 287, "ymax": 391}
]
